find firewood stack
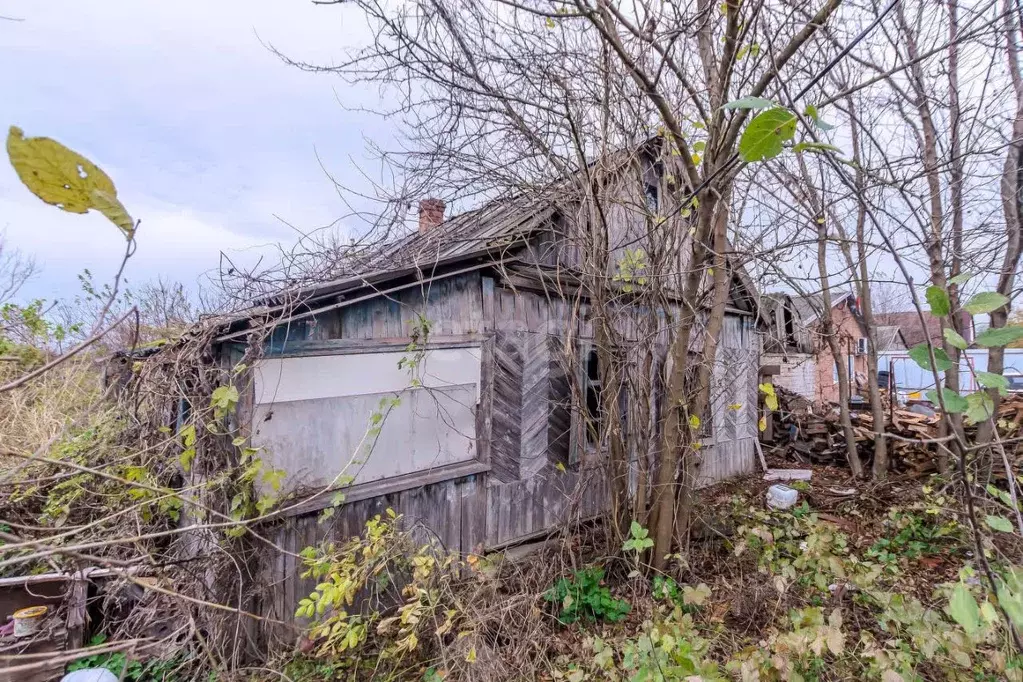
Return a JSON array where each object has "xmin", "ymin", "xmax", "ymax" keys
[{"xmin": 760, "ymin": 387, "xmax": 1023, "ymax": 475}]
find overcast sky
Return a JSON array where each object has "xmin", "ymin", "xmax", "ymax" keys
[{"xmin": 0, "ymin": 0, "xmax": 386, "ymax": 302}]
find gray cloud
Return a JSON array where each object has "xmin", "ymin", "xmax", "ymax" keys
[{"xmin": 0, "ymin": 0, "xmax": 386, "ymax": 301}]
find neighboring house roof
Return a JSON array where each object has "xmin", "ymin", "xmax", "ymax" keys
[
  {"xmin": 875, "ymin": 325, "xmax": 906, "ymax": 351},
  {"xmin": 789, "ymin": 294, "xmax": 823, "ymax": 326},
  {"xmin": 874, "ymin": 310, "xmax": 973, "ymax": 347},
  {"xmin": 784, "ymin": 292, "xmax": 857, "ymax": 327}
]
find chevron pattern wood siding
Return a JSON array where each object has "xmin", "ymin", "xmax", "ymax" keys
[
  {"xmin": 519, "ymin": 333, "xmax": 550, "ymax": 478},
  {"xmin": 491, "ymin": 334, "xmax": 523, "ymax": 482}
]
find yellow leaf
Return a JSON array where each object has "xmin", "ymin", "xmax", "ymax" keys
[
  {"xmin": 90, "ymin": 188, "xmax": 135, "ymax": 235},
  {"xmin": 556, "ymin": 461, "xmax": 567, "ymax": 472},
  {"xmin": 765, "ymin": 394, "xmax": 779, "ymax": 411},
  {"xmin": 466, "ymin": 646, "xmax": 477, "ymax": 663},
  {"xmin": 6, "ymin": 126, "xmax": 134, "ymax": 237},
  {"xmin": 691, "ymin": 152, "xmax": 702, "ymax": 165},
  {"xmin": 545, "ymin": 16, "xmax": 555, "ymax": 28},
  {"xmin": 758, "ymin": 416, "xmax": 767, "ymax": 431},
  {"xmin": 728, "ymin": 402, "xmax": 743, "ymax": 410},
  {"xmin": 689, "ymin": 415, "xmax": 701, "ymax": 429}
]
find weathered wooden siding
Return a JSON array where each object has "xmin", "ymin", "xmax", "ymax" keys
[
  {"xmin": 252, "ymin": 270, "xmax": 758, "ymax": 634},
  {"xmin": 695, "ymin": 314, "xmax": 758, "ymax": 487},
  {"xmin": 491, "ymin": 335, "xmax": 523, "ymax": 482},
  {"xmin": 258, "ymin": 472, "xmax": 486, "ymax": 639},
  {"xmin": 486, "ymin": 466, "xmax": 608, "ymax": 547},
  {"xmin": 308, "ymin": 271, "xmax": 486, "ymax": 341}
]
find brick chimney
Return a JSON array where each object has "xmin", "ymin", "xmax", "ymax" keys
[{"xmin": 418, "ymin": 198, "xmax": 446, "ymax": 234}]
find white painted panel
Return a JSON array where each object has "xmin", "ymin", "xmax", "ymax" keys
[
  {"xmin": 251, "ymin": 348, "xmax": 481, "ymax": 492},
  {"xmin": 253, "ymin": 347, "xmax": 481, "ymax": 405}
]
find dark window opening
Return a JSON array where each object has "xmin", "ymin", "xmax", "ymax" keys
[
  {"xmin": 585, "ymin": 348, "xmax": 602, "ymax": 445},
  {"xmin": 783, "ymin": 307, "xmax": 795, "ymax": 345},
  {"xmin": 644, "ymin": 183, "xmax": 659, "ymax": 213}
]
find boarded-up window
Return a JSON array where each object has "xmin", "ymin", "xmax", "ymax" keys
[{"xmin": 251, "ymin": 347, "xmax": 481, "ymax": 492}]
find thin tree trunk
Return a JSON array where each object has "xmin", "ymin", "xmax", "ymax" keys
[
  {"xmin": 674, "ymin": 186, "xmax": 732, "ymax": 548},
  {"xmin": 844, "ymin": 96, "xmax": 889, "ymax": 477},
  {"xmin": 795, "ymin": 155, "xmax": 864, "ymax": 477},
  {"xmin": 979, "ymin": 0, "xmax": 1023, "ymax": 444},
  {"xmin": 650, "ymin": 192, "xmax": 718, "ymax": 571}
]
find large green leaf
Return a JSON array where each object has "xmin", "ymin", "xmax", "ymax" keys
[
  {"xmin": 925, "ymin": 286, "xmax": 950, "ymax": 317},
  {"xmin": 963, "ymin": 292, "xmax": 1009, "ymax": 314},
  {"xmin": 948, "ymin": 583, "xmax": 980, "ymax": 635},
  {"xmin": 977, "ymin": 371, "xmax": 1010, "ymax": 395},
  {"xmin": 975, "ymin": 326, "xmax": 1023, "ymax": 348},
  {"xmin": 943, "ymin": 327, "xmax": 969, "ymax": 350},
  {"xmin": 739, "ymin": 107, "xmax": 797, "ymax": 162},
  {"xmin": 986, "ymin": 515, "xmax": 1014, "ymax": 533},
  {"xmin": 998, "ymin": 577, "xmax": 1023, "ymax": 629},
  {"xmin": 908, "ymin": 343, "xmax": 954, "ymax": 372},
  {"xmin": 6, "ymin": 126, "xmax": 134, "ymax": 237},
  {"xmin": 723, "ymin": 96, "xmax": 775, "ymax": 110},
  {"xmin": 925, "ymin": 388, "xmax": 967, "ymax": 413},
  {"xmin": 965, "ymin": 391, "xmax": 995, "ymax": 424}
]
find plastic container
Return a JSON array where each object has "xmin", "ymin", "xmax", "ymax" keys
[
  {"xmin": 766, "ymin": 484, "xmax": 798, "ymax": 510},
  {"xmin": 12, "ymin": 605, "xmax": 47, "ymax": 637}
]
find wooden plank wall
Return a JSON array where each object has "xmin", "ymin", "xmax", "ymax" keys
[
  {"xmin": 311, "ymin": 271, "xmax": 486, "ymax": 341},
  {"xmin": 695, "ymin": 314, "xmax": 757, "ymax": 487},
  {"xmin": 486, "ymin": 466, "xmax": 608, "ymax": 547},
  {"xmin": 254, "ymin": 271, "xmax": 758, "ymax": 633},
  {"xmin": 258, "ymin": 473, "xmax": 486, "ymax": 640}
]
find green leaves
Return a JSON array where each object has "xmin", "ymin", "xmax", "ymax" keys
[
  {"xmin": 975, "ymin": 326, "xmax": 1023, "ymax": 348},
  {"xmin": 963, "ymin": 292, "xmax": 1009, "ymax": 315},
  {"xmin": 985, "ymin": 515, "xmax": 1014, "ymax": 533},
  {"xmin": 976, "ymin": 371, "xmax": 1010, "ymax": 395},
  {"xmin": 948, "ymin": 583, "xmax": 980, "ymax": 636},
  {"xmin": 965, "ymin": 391, "xmax": 995, "ymax": 424},
  {"xmin": 925, "ymin": 286, "xmax": 951, "ymax": 317},
  {"xmin": 211, "ymin": 385, "xmax": 240, "ymax": 421},
  {"xmin": 739, "ymin": 107, "xmax": 797, "ymax": 162},
  {"xmin": 178, "ymin": 423, "xmax": 197, "ymax": 472},
  {"xmin": 791, "ymin": 141, "xmax": 841, "ymax": 154},
  {"xmin": 723, "ymin": 96, "xmax": 775, "ymax": 110},
  {"xmin": 943, "ymin": 327, "xmax": 968, "ymax": 350},
  {"xmin": 924, "ymin": 388, "xmax": 967, "ymax": 413},
  {"xmin": 908, "ymin": 343, "xmax": 953, "ymax": 372},
  {"xmin": 622, "ymin": 520, "xmax": 654, "ymax": 554},
  {"xmin": 804, "ymin": 104, "xmax": 837, "ymax": 131},
  {"xmin": 6, "ymin": 126, "xmax": 135, "ymax": 237}
]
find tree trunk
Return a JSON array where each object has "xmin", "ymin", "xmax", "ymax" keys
[{"xmin": 979, "ymin": 0, "xmax": 1023, "ymax": 444}]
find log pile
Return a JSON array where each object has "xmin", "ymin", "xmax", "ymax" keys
[{"xmin": 761, "ymin": 387, "xmax": 1023, "ymax": 475}]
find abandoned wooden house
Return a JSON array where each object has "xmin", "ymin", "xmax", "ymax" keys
[{"xmin": 206, "ymin": 150, "xmax": 761, "ymax": 622}]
